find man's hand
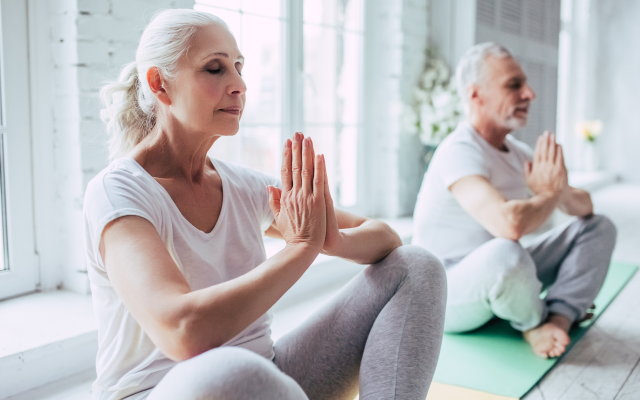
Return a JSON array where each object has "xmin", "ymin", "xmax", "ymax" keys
[{"xmin": 525, "ymin": 131, "xmax": 568, "ymax": 199}]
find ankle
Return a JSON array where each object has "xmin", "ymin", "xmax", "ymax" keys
[{"xmin": 547, "ymin": 313, "xmax": 572, "ymax": 332}]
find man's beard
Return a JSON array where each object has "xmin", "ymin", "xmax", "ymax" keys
[{"xmin": 501, "ymin": 114, "xmax": 527, "ymax": 130}]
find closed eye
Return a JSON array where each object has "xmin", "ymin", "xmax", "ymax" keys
[{"xmin": 208, "ymin": 68, "xmax": 222, "ymax": 74}]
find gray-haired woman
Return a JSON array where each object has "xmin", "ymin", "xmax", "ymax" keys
[{"xmin": 84, "ymin": 9, "xmax": 446, "ymax": 400}]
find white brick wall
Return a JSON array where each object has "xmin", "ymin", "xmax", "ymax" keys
[{"xmin": 30, "ymin": 0, "xmax": 194, "ymax": 292}]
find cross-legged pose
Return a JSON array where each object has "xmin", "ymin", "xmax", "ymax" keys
[
  {"xmin": 84, "ymin": 9, "xmax": 446, "ymax": 400},
  {"xmin": 412, "ymin": 42, "xmax": 616, "ymax": 359}
]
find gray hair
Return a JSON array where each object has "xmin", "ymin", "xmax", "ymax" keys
[
  {"xmin": 455, "ymin": 42, "xmax": 513, "ymax": 115},
  {"xmin": 100, "ymin": 9, "xmax": 229, "ymax": 161}
]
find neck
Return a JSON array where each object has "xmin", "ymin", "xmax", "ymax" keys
[
  {"xmin": 467, "ymin": 112, "xmax": 511, "ymax": 150},
  {"xmin": 133, "ymin": 118, "xmax": 218, "ymax": 183}
]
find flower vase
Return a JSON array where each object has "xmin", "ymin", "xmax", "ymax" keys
[{"xmin": 584, "ymin": 142, "xmax": 599, "ymax": 172}]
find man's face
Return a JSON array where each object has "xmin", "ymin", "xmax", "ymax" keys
[{"xmin": 474, "ymin": 55, "xmax": 536, "ymax": 130}]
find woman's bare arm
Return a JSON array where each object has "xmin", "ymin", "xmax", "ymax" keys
[
  {"xmin": 103, "ymin": 133, "xmax": 326, "ymax": 362},
  {"xmin": 102, "ymin": 216, "xmax": 319, "ymax": 362}
]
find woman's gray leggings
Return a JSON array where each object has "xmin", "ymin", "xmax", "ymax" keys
[{"xmin": 146, "ymin": 246, "xmax": 447, "ymax": 400}]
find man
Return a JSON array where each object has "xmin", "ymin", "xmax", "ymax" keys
[{"xmin": 412, "ymin": 42, "xmax": 617, "ymax": 358}]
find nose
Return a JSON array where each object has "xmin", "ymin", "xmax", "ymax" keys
[
  {"xmin": 229, "ymin": 70, "xmax": 247, "ymax": 96},
  {"xmin": 523, "ymin": 83, "xmax": 536, "ymax": 101}
]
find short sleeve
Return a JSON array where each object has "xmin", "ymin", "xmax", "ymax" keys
[
  {"xmin": 434, "ymin": 141, "xmax": 490, "ymax": 188},
  {"xmin": 83, "ymin": 167, "xmax": 161, "ymax": 272}
]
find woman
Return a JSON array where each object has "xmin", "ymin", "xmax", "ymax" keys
[{"xmin": 84, "ymin": 9, "xmax": 446, "ymax": 400}]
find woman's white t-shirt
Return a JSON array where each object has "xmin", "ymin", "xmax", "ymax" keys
[
  {"xmin": 412, "ymin": 121, "xmax": 534, "ymax": 266},
  {"xmin": 83, "ymin": 157, "xmax": 279, "ymax": 400}
]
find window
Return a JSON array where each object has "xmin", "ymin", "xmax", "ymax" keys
[
  {"xmin": 0, "ymin": 0, "xmax": 39, "ymax": 299},
  {"xmin": 195, "ymin": 0, "xmax": 365, "ymax": 211}
]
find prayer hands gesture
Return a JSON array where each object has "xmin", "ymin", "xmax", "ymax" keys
[
  {"xmin": 525, "ymin": 131, "xmax": 568, "ymax": 198},
  {"xmin": 268, "ymin": 132, "xmax": 327, "ymax": 250}
]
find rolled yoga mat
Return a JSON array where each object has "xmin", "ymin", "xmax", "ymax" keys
[{"xmin": 427, "ymin": 261, "xmax": 639, "ymax": 400}]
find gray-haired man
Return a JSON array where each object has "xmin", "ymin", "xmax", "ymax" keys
[{"xmin": 412, "ymin": 43, "xmax": 617, "ymax": 358}]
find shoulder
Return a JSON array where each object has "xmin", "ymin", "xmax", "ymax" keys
[
  {"xmin": 211, "ymin": 158, "xmax": 280, "ymax": 190},
  {"xmin": 433, "ymin": 124, "xmax": 485, "ymax": 164},
  {"xmin": 84, "ymin": 159, "xmax": 163, "ymax": 228},
  {"xmin": 86, "ymin": 159, "xmax": 157, "ymax": 204}
]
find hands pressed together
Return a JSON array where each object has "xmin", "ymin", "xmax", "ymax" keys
[
  {"xmin": 267, "ymin": 132, "xmax": 342, "ymax": 253},
  {"xmin": 525, "ymin": 131, "xmax": 569, "ymax": 199}
]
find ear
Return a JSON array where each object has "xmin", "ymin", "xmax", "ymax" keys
[
  {"xmin": 468, "ymin": 83, "xmax": 481, "ymax": 103},
  {"xmin": 147, "ymin": 67, "xmax": 171, "ymax": 106}
]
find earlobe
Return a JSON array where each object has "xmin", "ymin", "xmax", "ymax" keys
[{"xmin": 146, "ymin": 67, "xmax": 172, "ymax": 106}]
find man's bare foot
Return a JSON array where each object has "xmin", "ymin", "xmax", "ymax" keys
[{"xmin": 523, "ymin": 314, "xmax": 572, "ymax": 358}]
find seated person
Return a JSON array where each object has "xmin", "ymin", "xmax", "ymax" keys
[
  {"xmin": 412, "ymin": 42, "xmax": 617, "ymax": 359},
  {"xmin": 84, "ymin": 9, "xmax": 447, "ymax": 400}
]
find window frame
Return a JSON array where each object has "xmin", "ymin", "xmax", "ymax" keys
[
  {"xmin": 0, "ymin": 0, "xmax": 39, "ymax": 300},
  {"xmin": 197, "ymin": 0, "xmax": 368, "ymax": 216}
]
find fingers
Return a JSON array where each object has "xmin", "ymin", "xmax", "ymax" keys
[
  {"xmin": 323, "ymin": 157, "xmax": 333, "ymax": 207},
  {"xmin": 302, "ymin": 137, "xmax": 314, "ymax": 193},
  {"xmin": 267, "ymin": 186, "xmax": 282, "ymax": 218},
  {"xmin": 534, "ymin": 135, "xmax": 544, "ymax": 164},
  {"xmin": 323, "ymin": 157, "xmax": 339, "ymax": 232},
  {"xmin": 548, "ymin": 132, "xmax": 557, "ymax": 162},
  {"xmin": 556, "ymin": 144, "xmax": 565, "ymax": 167},
  {"xmin": 313, "ymin": 153, "xmax": 325, "ymax": 197},
  {"xmin": 281, "ymin": 139, "xmax": 292, "ymax": 192},
  {"xmin": 540, "ymin": 131, "xmax": 551, "ymax": 162},
  {"xmin": 291, "ymin": 132, "xmax": 303, "ymax": 190}
]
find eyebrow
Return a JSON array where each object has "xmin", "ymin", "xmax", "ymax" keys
[{"xmin": 202, "ymin": 52, "xmax": 245, "ymax": 62}]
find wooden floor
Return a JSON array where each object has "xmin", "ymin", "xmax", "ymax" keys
[
  {"xmin": 524, "ymin": 184, "xmax": 640, "ymax": 400},
  {"xmin": 7, "ymin": 183, "xmax": 640, "ymax": 400}
]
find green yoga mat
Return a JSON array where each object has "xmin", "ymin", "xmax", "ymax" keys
[{"xmin": 432, "ymin": 262, "xmax": 639, "ymax": 399}]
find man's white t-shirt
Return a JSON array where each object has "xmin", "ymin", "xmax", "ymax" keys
[
  {"xmin": 412, "ymin": 121, "xmax": 533, "ymax": 266},
  {"xmin": 83, "ymin": 157, "xmax": 279, "ymax": 400}
]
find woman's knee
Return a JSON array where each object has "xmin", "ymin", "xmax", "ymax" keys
[
  {"xmin": 386, "ymin": 245, "xmax": 446, "ymax": 284},
  {"xmin": 152, "ymin": 347, "xmax": 304, "ymax": 400}
]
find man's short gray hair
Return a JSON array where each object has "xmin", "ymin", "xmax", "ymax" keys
[{"xmin": 455, "ymin": 42, "xmax": 513, "ymax": 114}]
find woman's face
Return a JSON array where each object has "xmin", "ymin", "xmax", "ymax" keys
[{"xmin": 164, "ymin": 23, "xmax": 246, "ymax": 139}]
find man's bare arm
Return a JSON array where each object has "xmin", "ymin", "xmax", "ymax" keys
[
  {"xmin": 558, "ymin": 186, "xmax": 593, "ymax": 217},
  {"xmin": 450, "ymin": 175, "xmax": 560, "ymax": 240},
  {"xmin": 450, "ymin": 131, "xmax": 568, "ymax": 241}
]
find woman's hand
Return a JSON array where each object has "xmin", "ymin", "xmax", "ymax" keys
[
  {"xmin": 320, "ymin": 164, "xmax": 345, "ymax": 256},
  {"xmin": 268, "ymin": 132, "xmax": 327, "ymax": 250}
]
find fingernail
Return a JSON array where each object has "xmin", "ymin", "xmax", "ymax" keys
[
  {"xmin": 302, "ymin": 137, "xmax": 308, "ymax": 148},
  {"xmin": 294, "ymin": 132, "xmax": 299, "ymax": 141},
  {"xmin": 286, "ymin": 139, "xmax": 292, "ymax": 148}
]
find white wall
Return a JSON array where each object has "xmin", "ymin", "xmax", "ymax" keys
[{"xmin": 588, "ymin": 0, "xmax": 640, "ymax": 182}]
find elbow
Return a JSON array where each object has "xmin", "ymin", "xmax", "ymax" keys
[
  {"xmin": 156, "ymin": 306, "xmax": 225, "ymax": 362},
  {"xmin": 501, "ymin": 212, "xmax": 526, "ymax": 241}
]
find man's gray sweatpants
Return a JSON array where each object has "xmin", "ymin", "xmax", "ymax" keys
[
  {"xmin": 144, "ymin": 246, "xmax": 447, "ymax": 400},
  {"xmin": 444, "ymin": 214, "xmax": 617, "ymax": 333}
]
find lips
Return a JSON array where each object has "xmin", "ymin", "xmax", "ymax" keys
[{"xmin": 219, "ymin": 108, "xmax": 241, "ymax": 116}]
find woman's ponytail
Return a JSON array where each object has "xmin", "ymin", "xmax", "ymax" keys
[{"xmin": 100, "ymin": 62, "xmax": 155, "ymax": 161}]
